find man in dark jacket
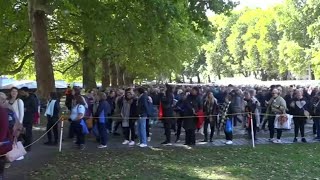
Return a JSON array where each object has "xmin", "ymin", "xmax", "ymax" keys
[
  {"xmin": 20, "ymin": 87, "xmax": 37, "ymax": 151},
  {"xmin": 135, "ymin": 87, "xmax": 151, "ymax": 147}
]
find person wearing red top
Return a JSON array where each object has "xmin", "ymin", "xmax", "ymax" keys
[{"xmin": 0, "ymin": 105, "xmax": 10, "ymax": 179}]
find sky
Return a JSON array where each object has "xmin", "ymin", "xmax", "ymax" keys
[
  {"xmin": 206, "ymin": 0, "xmax": 284, "ymax": 16},
  {"xmin": 235, "ymin": 0, "xmax": 284, "ymax": 10}
]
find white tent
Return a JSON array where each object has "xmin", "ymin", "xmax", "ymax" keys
[{"xmin": 1, "ymin": 80, "xmax": 67, "ymax": 89}]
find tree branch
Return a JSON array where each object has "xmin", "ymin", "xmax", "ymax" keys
[
  {"xmin": 54, "ymin": 59, "xmax": 82, "ymax": 74},
  {"xmin": 16, "ymin": 35, "xmax": 31, "ymax": 54},
  {"xmin": 51, "ymin": 37, "xmax": 82, "ymax": 54},
  {"xmin": 0, "ymin": 53, "xmax": 34, "ymax": 75}
]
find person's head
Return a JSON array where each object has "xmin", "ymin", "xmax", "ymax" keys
[
  {"xmin": 74, "ymin": 95, "xmax": 85, "ymax": 105},
  {"xmin": 0, "ymin": 92, "xmax": 7, "ymax": 105},
  {"xmin": 125, "ymin": 88, "xmax": 133, "ymax": 100},
  {"xmin": 296, "ymin": 89, "xmax": 303, "ymax": 99},
  {"xmin": 72, "ymin": 87, "xmax": 81, "ymax": 96},
  {"xmin": 19, "ymin": 87, "xmax": 30, "ymax": 97},
  {"xmin": 109, "ymin": 90, "xmax": 116, "ymax": 98},
  {"xmin": 165, "ymin": 84, "xmax": 173, "ymax": 94},
  {"xmin": 9, "ymin": 87, "xmax": 19, "ymax": 100},
  {"xmin": 244, "ymin": 91, "xmax": 251, "ymax": 100},
  {"xmin": 207, "ymin": 91, "xmax": 214, "ymax": 99},
  {"xmin": 50, "ymin": 92, "xmax": 58, "ymax": 100},
  {"xmin": 249, "ymin": 89, "xmax": 256, "ymax": 97},
  {"xmin": 96, "ymin": 92, "xmax": 107, "ymax": 101},
  {"xmin": 191, "ymin": 87, "xmax": 199, "ymax": 96},
  {"xmin": 136, "ymin": 87, "xmax": 145, "ymax": 96},
  {"xmin": 272, "ymin": 88, "xmax": 280, "ymax": 98}
]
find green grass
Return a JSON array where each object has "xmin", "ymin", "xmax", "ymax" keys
[{"xmin": 30, "ymin": 144, "xmax": 320, "ymax": 180}]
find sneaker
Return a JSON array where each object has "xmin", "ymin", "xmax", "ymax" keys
[
  {"xmin": 268, "ymin": 138, "xmax": 275, "ymax": 142},
  {"xmin": 136, "ymin": 142, "xmax": 141, "ymax": 146},
  {"xmin": 175, "ymin": 139, "xmax": 181, "ymax": 143},
  {"xmin": 225, "ymin": 141, "xmax": 233, "ymax": 145},
  {"xmin": 139, "ymin": 144, "xmax": 148, "ymax": 148},
  {"xmin": 97, "ymin": 144, "xmax": 107, "ymax": 149},
  {"xmin": 148, "ymin": 137, "xmax": 151, "ymax": 142},
  {"xmin": 16, "ymin": 156, "xmax": 24, "ymax": 161},
  {"xmin": 301, "ymin": 138, "xmax": 307, "ymax": 143},
  {"xmin": 201, "ymin": 139, "xmax": 208, "ymax": 142},
  {"xmin": 273, "ymin": 139, "xmax": 282, "ymax": 144},
  {"xmin": 4, "ymin": 163, "xmax": 11, "ymax": 169},
  {"xmin": 79, "ymin": 144, "xmax": 85, "ymax": 150},
  {"xmin": 293, "ymin": 138, "xmax": 298, "ymax": 143},
  {"xmin": 122, "ymin": 140, "xmax": 130, "ymax": 145},
  {"xmin": 161, "ymin": 142, "xmax": 172, "ymax": 146},
  {"xmin": 129, "ymin": 141, "xmax": 135, "ymax": 146}
]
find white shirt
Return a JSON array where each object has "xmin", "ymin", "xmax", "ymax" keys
[
  {"xmin": 70, "ymin": 104, "xmax": 85, "ymax": 121},
  {"xmin": 10, "ymin": 99, "xmax": 24, "ymax": 123}
]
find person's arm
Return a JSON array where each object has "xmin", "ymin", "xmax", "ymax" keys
[
  {"xmin": 54, "ymin": 100, "xmax": 60, "ymax": 118},
  {"xmin": 18, "ymin": 99, "xmax": 24, "ymax": 123},
  {"xmin": 0, "ymin": 107, "xmax": 9, "ymax": 142},
  {"xmin": 95, "ymin": 103, "xmax": 103, "ymax": 118}
]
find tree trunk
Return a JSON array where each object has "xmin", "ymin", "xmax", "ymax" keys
[
  {"xmin": 110, "ymin": 62, "xmax": 117, "ymax": 87},
  {"xmin": 82, "ymin": 47, "xmax": 97, "ymax": 90},
  {"xmin": 28, "ymin": 0, "xmax": 55, "ymax": 100},
  {"xmin": 124, "ymin": 72, "xmax": 135, "ymax": 85},
  {"xmin": 208, "ymin": 75, "xmax": 211, "ymax": 83},
  {"xmin": 118, "ymin": 67, "xmax": 125, "ymax": 86},
  {"xmin": 101, "ymin": 59, "xmax": 110, "ymax": 89},
  {"xmin": 197, "ymin": 73, "xmax": 201, "ymax": 83}
]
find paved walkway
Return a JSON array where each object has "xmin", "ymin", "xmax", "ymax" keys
[{"xmin": 5, "ymin": 120, "xmax": 319, "ymax": 179}]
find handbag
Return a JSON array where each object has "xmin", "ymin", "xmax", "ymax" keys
[
  {"xmin": 6, "ymin": 141, "xmax": 27, "ymax": 162},
  {"xmin": 158, "ymin": 102, "xmax": 163, "ymax": 119},
  {"xmin": 274, "ymin": 114, "xmax": 292, "ymax": 130},
  {"xmin": 196, "ymin": 110, "xmax": 205, "ymax": 129}
]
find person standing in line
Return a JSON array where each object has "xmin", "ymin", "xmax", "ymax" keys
[
  {"xmin": 135, "ymin": 87, "xmax": 151, "ymax": 148},
  {"xmin": 290, "ymin": 89, "xmax": 310, "ymax": 143},
  {"xmin": 70, "ymin": 95, "xmax": 87, "ymax": 150},
  {"xmin": 121, "ymin": 89, "xmax": 136, "ymax": 146},
  {"xmin": 44, "ymin": 92, "xmax": 60, "ymax": 146},
  {"xmin": 8, "ymin": 87, "xmax": 24, "ymax": 128},
  {"xmin": 174, "ymin": 92, "xmax": 187, "ymax": 143},
  {"xmin": 19, "ymin": 87, "xmax": 37, "ymax": 152},
  {"xmin": 183, "ymin": 87, "xmax": 202, "ymax": 146},
  {"xmin": 160, "ymin": 84, "xmax": 174, "ymax": 145},
  {"xmin": 202, "ymin": 91, "xmax": 219, "ymax": 142},
  {"xmin": 0, "ymin": 105, "xmax": 10, "ymax": 180},
  {"xmin": 94, "ymin": 92, "xmax": 110, "ymax": 149}
]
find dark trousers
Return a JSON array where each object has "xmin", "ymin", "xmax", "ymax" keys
[
  {"xmin": 176, "ymin": 119, "xmax": 183, "ymax": 140},
  {"xmin": 47, "ymin": 117, "xmax": 59, "ymax": 143},
  {"xmin": 68, "ymin": 120, "xmax": 74, "ymax": 138},
  {"xmin": 313, "ymin": 120, "xmax": 317, "ymax": 135},
  {"xmin": 22, "ymin": 123, "xmax": 33, "ymax": 151},
  {"xmin": 98, "ymin": 122, "xmax": 107, "ymax": 145},
  {"xmin": 268, "ymin": 117, "xmax": 275, "ymax": 139},
  {"xmin": 314, "ymin": 117, "xmax": 320, "ymax": 138},
  {"xmin": 72, "ymin": 122, "xmax": 85, "ymax": 145},
  {"xmin": 163, "ymin": 119, "xmax": 172, "ymax": 143},
  {"xmin": 203, "ymin": 117, "xmax": 217, "ymax": 141},
  {"xmin": 0, "ymin": 157, "xmax": 5, "ymax": 179},
  {"xmin": 146, "ymin": 119, "xmax": 150, "ymax": 137},
  {"xmin": 185, "ymin": 129, "xmax": 195, "ymax": 145},
  {"xmin": 123, "ymin": 120, "xmax": 136, "ymax": 141},
  {"xmin": 113, "ymin": 120, "xmax": 122, "ymax": 133},
  {"xmin": 294, "ymin": 117, "xmax": 306, "ymax": 138},
  {"xmin": 225, "ymin": 130, "xmax": 233, "ymax": 141},
  {"xmin": 247, "ymin": 117, "xmax": 257, "ymax": 139}
]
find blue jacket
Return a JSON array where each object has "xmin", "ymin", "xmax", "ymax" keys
[
  {"xmin": 136, "ymin": 93, "xmax": 152, "ymax": 117},
  {"xmin": 95, "ymin": 100, "xmax": 111, "ymax": 123}
]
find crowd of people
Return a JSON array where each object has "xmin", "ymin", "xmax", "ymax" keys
[{"xmin": 1, "ymin": 83, "xmax": 320, "ymax": 178}]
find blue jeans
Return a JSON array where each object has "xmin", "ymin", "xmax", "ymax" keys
[
  {"xmin": 138, "ymin": 117, "xmax": 147, "ymax": 145},
  {"xmin": 98, "ymin": 122, "xmax": 108, "ymax": 145}
]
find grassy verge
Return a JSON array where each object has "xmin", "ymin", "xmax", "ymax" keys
[{"xmin": 30, "ymin": 144, "xmax": 320, "ymax": 180}]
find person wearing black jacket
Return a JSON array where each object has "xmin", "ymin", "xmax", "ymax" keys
[
  {"xmin": 44, "ymin": 92, "xmax": 60, "ymax": 145},
  {"xmin": 312, "ymin": 93, "xmax": 320, "ymax": 140},
  {"xmin": 20, "ymin": 87, "xmax": 37, "ymax": 151},
  {"xmin": 290, "ymin": 89, "xmax": 310, "ymax": 143},
  {"xmin": 174, "ymin": 92, "xmax": 187, "ymax": 143},
  {"xmin": 160, "ymin": 84, "xmax": 174, "ymax": 145},
  {"xmin": 202, "ymin": 91, "xmax": 219, "ymax": 142},
  {"xmin": 183, "ymin": 87, "xmax": 202, "ymax": 146},
  {"xmin": 244, "ymin": 91, "xmax": 258, "ymax": 140}
]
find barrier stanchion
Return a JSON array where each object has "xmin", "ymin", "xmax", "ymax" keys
[
  {"xmin": 59, "ymin": 112, "xmax": 68, "ymax": 153},
  {"xmin": 249, "ymin": 113, "xmax": 255, "ymax": 148}
]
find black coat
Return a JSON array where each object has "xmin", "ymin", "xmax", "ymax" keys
[
  {"xmin": 182, "ymin": 95, "xmax": 202, "ymax": 130},
  {"xmin": 160, "ymin": 93, "xmax": 174, "ymax": 117}
]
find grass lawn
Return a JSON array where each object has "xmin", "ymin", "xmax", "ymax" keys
[{"xmin": 30, "ymin": 144, "xmax": 320, "ymax": 180}]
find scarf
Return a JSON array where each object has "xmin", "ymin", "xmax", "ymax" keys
[{"xmin": 45, "ymin": 100, "xmax": 56, "ymax": 117}]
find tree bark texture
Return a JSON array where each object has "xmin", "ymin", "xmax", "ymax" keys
[
  {"xmin": 82, "ymin": 47, "xmax": 97, "ymax": 90},
  {"xmin": 28, "ymin": 0, "xmax": 55, "ymax": 99},
  {"xmin": 110, "ymin": 62, "xmax": 117, "ymax": 87},
  {"xmin": 101, "ymin": 59, "xmax": 110, "ymax": 89}
]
